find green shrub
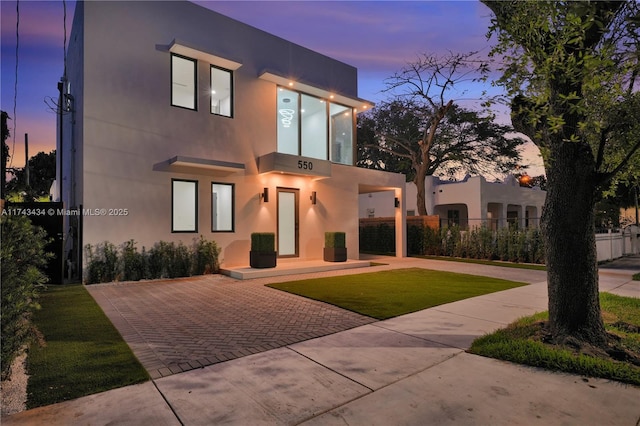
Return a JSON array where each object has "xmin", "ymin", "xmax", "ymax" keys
[
  {"xmin": 170, "ymin": 242, "xmax": 192, "ymax": 278},
  {"xmin": 84, "ymin": 236, "xmax": 221, "ymax": 284},
  {"xmin": 1, "ymin": 215, "xmax": 50, "ymax": 380},
  {"xmin": 85, "ymin": 242, "xmax": 119, "ymax": 283},
  {"xmin": 407, "ymin": 224, "xmax": 425, "ymax": 255},
  {"xmin": 421, "ymin": 225, "xmax": 545, "ymax": 265},
  {"xmin": 423, "ymin": 226, "xmax": 443, "ymax": 255},
  {"xmin": 121, "ymin": 240, "xmax": 144, "ymax": 281},
  {"xmin": 325, "ymin": 232, "xmax": 346, "ymax": 248},
  {"xmin": 359, "ymin": 224, "xmax": 395, "ymax": 254},
  {"xmin": 251, "ymin": 232, "xmax": 275, "ymax": 252}
]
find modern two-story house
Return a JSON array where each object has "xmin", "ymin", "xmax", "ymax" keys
[{"xmin": 56, "ymin": 0, "xmax": 407, "ymax": 276}]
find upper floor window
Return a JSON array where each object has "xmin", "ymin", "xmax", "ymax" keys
[
  {"xmin": 171, "ymin": 54, "xmax": 197, "ymax": 110},
  {"xmin": 277, "ymin": 87, "xmax": 354, "ymax": 165},
  {"xmin": 329, "ymin": 103, "xmax": 353, "ymax": 165},
  {"xmin": 211, "ymin": 66, "xmax": 233, "ymax": 117}
]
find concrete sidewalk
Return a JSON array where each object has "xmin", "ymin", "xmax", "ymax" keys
[{"xmin": 3, "ymin": 257, "xmax": 639, "ymax": 425}]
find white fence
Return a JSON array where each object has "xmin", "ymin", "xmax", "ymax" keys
[{"xmin": 596, "ymin": 225, "xmax": 640, "ymax": 262}]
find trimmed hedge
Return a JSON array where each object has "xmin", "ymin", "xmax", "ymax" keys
[
  {"xmin": 360, "ymin": 223, "xmax": 545, "ymax": 264},
  {"xmin": 251, "ymin": 232, "xmax": 275, "ymax": 252},
  {"xmin": 1, "ymin": 215, "xmax": 50, "ymax": 380},
  {"xmin": 85, "ymin": 236, "xmax": 220, "ymax": 284},
  {"xmin": 325, "ymin": 232, "xmax": 346, "ymax": 248}
]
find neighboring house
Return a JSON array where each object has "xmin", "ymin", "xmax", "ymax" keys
[
  {"xmin": 56, "ymin": 0, "xmax": 407, "ymax": 276},
  {"xmin": 360, "ymin": 175, "xmax": 546, "ymax": 229}
]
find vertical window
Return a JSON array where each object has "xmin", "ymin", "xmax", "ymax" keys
[
  {"xmin": 172, "ymin": 179, "xmax": 198, "ymax": 232},
  {"xmin": 447, "ymin": 209, "xmax": 460, "ymax": 226},
  {"xmin": 277, "ymin": 88, "xmax": 299, "ymax": 155},
  {"xmin": 301, "ymin": 94, "xmax": 328, "ymax": 160},
  {"xmin": 211, "ymin": 66, "xmax": 233, "ymax": 117},
  {"xmin": 171, "ymin": 54, "xmax": 197, "ymax": 110},
  {"xmin": 330, "ymin": 103, "xmax": 353, "ymax": 165},
  {"xmin": 211, "ymin": 183, "xmax": 234, "ymax": 232}
]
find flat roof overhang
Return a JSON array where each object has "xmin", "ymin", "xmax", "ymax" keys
[
  {"xmin": 169, "ymin": 40, "xmax": 243, "ymax": 71},
  {"xmin": 258, "ymin": 152, "xmax": 331, "ymax": 178},
  {"xmin": 258, "ymin": 71, "xmax": 374, "ymax": 112},
  {"xmin": 155, "ymin": 156, "xmax": 245, "ymax": 177}
]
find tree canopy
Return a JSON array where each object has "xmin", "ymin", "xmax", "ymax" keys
[
  {"xmin": 7, "ymin": 150, "xmax": 56, "ymax": 201},
  {"xmin": 482, "ymin": 0, "xmax": 640, "ymax": 347},
  {"xmin": 358, "ymin": 100, "xmax": 522, "ymax": 180},
  {"xmin": 357, "ymin": 51, "xmax": 524, "ymax": 215}
]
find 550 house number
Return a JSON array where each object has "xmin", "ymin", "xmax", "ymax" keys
[{"xmin": 297, "ymin": 160, "xmax": 313, "ymax": 170}]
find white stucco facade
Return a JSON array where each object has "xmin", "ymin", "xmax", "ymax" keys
[
  {"xmin": 57, "ymin": 0, "xmax": 406, "ymax": 273},
  {"xmin": 360, "ymin": 175, "xmax": 546, "ymax": 229}
]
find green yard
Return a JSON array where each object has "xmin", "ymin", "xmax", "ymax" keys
[
  {"xmin": 268, "ymin": 267, "xmax": 526, "ymax": 319},
  {"xmin": 27, "ymin": 285, "xmax": 149, "ymax": 408}
]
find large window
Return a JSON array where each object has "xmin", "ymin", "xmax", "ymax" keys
[
  {"xmin": 277, "ymin": 88, "xmax": 299, "ymax": 155},
  {"xmin": 172, "ymin": 179, "xmax": 198, "ymax": 232},
  {"xmin": 277, "ymin": 87, "xmax": 354, "ymax": 165},
  {"xmin": 211, "ymin": 183, "xmax": 234, "ymax": 232},
  {"xmin": 171, "ymin": 54, "xmax": 197, "ymax": 110},
  {"xmin": 301, "ymin": 94, "xmax": 328, "ymax": 159},
  {"xmin": 211, "ymin": 66, "xmax": 233, "ymax": 117},
  {"xmin": 330, "ymin": 103, "xmax": 353, "ymax": 164}
]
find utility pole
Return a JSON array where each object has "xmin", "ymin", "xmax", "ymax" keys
[{"xmin": 25, "ymin": 133, "xmax": 29, "ymax": 187}]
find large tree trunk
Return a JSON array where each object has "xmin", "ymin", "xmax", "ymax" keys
[
  {"xmin": 414, "ymin": 170, "xmax": 428, "ymax": 216},
  {"xmin": 542, "ymin": 142, "xmax": 608, "ymax": 346}
]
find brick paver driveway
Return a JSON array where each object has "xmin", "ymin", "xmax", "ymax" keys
[{"xmin": 87, "ymin": 274, "xmax": 375, "ymax": 379}]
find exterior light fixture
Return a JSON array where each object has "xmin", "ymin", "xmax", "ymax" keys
[
  {"xmin": 394, "ymin": 197, "xmax": 400, "ymax": 208},
  {"xmin": 310, "ymin": 191, "xmax": 317, "ymax": 205},
  {"xmin": 260, "ymin": 187, "xmax": 269, "ymax": 202}
]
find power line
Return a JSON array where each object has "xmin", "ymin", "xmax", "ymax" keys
[
  {"xmin": 9, "ymin": 0, "xmax": 19, "ymax": 169},
  {"xmin": 63, "ymin": 0, "xmax": 67, "ymax": 80}
]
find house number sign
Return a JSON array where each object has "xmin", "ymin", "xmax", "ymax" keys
[
  {"xmin": 298, "ymin": 160, "xmax": 313, "ymax": 171},
  {"xmin": 258, "ymin": 152, "xmax": 332, "ymax": 177}
]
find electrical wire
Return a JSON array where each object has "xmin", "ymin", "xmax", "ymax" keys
[
  {"xmin": 63, "ymin": 0, "xmax": 67, "ymax": 81},
  {"xmin": 9, "ymin": 0, "xmax": 19, "ymax": 169}
]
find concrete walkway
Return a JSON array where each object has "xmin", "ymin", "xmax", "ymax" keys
[{"xmin": 4, "ymin": 256, "xmax": 639, "ymax": 425}]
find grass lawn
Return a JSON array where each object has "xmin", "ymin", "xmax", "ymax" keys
[
  {"xmin": 27, "ymin": 284, "xmax": 149, "ymax": 408},
  {"xmin": 267, "ymin": 268, "xmax": 526, "ymax": 320},
  {"xmin": 469, "ymin": 292, "xmax": 640, "ymax": 386},
  {"xmin": 414, "ymin": 255, "xmax": 547, "ymax": 271}
]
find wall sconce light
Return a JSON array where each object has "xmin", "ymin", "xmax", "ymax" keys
[
  {"xmin": 394, "ymin": 197, "xmax": 400, "ymax": 208},
  {"xmin": 260, "ymin": 187, "xmax": 269, "ymax": 202},
  {"xmin": 310, "ymin": 191, "xmax": 317, "ymax": 205}
]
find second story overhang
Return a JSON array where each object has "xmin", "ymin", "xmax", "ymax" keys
[
  {"xmin": 258, "ymin": 152, "xmax": 331, "ymax": 179},
  {"xmin": 259, "ymin": 71, "xmax": 373, "ymax": 113}
]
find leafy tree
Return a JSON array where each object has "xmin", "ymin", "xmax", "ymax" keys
[
  {"xmin": 483, "ymin": 0, "xmax": 640, "ymax": 346},
  {"xmin": 1, "ymin": 111, "xmax": 9, "ymax": 200},
  {"xmin": 7, "ymin": 150, "xmax": 56, "ymax": 201},
  {"xmin": 1, "ymin": 215, "xmax": 49, "ymax": 380},
  {"xmin": 357, "ymin": 52, "xmax": 524, "ymax": 215}
]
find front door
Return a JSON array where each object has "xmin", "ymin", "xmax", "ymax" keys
[{"xmin": 277, "ymin": 188, "xmax": 299, "ymax": 257}]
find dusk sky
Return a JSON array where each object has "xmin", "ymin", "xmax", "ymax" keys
[{"xmin": 0, "ymin": 0, "xmax": 543, "ymax": 173}]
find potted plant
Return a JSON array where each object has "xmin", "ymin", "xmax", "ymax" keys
[
  {"xmin": 250, "ymin": 232, "xmax": 277, "ymax": 268},
  {"xmin": 324, "ymin": 232, "xmax": 347, "ymax": 262}
]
